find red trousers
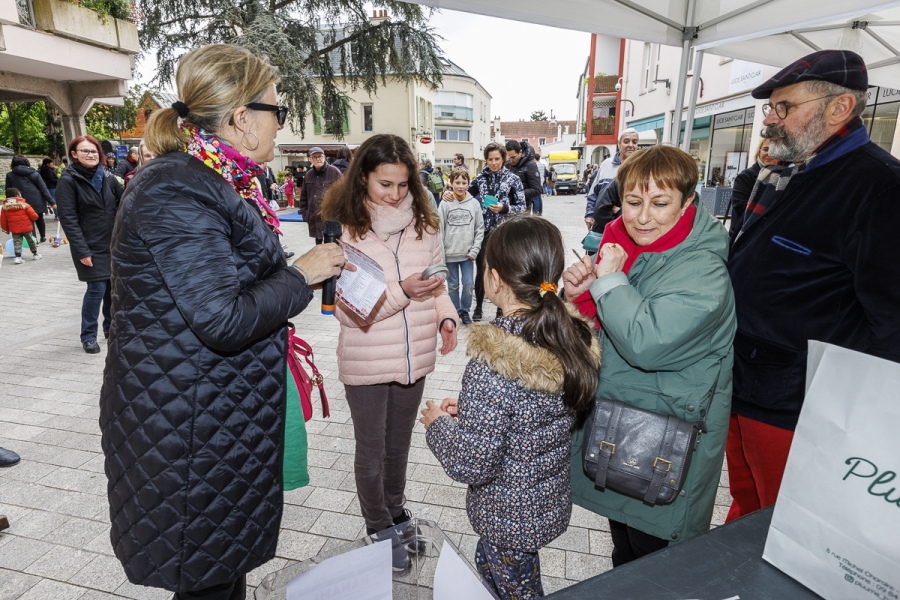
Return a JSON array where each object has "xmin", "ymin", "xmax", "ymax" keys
[
  {"xmin": 286, "ymin": 194, "xmax": 294, "ymax": 207},
  {"xmin": 724, "ymin": 412, "xmax": 795, "ymax": 523}
]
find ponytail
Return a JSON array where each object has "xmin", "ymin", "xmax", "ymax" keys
[
  {"xmin": 484, "ymin": 216, "xmax": 599, "ymax": 412},
  {"xmin": 520, "ymin": 290, "xmax": 598, "ymax": 412},
  {"xmin": 144, "ymin": 107, "xmax": 189, "ymax": 157}
]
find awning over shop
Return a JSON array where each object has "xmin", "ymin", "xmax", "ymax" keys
[{"xmin": 629, "ymin": 115, "xmax": 666, "ymax": 132}]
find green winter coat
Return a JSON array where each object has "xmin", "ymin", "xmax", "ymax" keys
[{"xmin": 570, "ymin": 202, "xmax": 736, "ymax": 544}]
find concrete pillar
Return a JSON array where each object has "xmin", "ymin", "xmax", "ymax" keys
[{"xmin": 61, "ymin": 114, "xmax": 88, "ymax": 153}]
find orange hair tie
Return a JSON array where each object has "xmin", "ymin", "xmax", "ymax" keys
[{"xmin": 539, "ymin": 282, "xmax": 558, "ymax": 297}]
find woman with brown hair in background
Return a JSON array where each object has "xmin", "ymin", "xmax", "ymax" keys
[{"xmin": 321, "ymin": 133, "xmax": 458, "ymax": 571}]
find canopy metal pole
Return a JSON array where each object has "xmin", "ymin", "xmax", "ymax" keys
[
  {"xmin": 669, "ymin": 0, "xmax": 697, "ymax": 145},
  {"xmin": 670, "ymin": 39, "xmax": 693, "ymax": 144},
  {"xmin": 682, "ymin": 49, "xmax": 705, "ymax": 152}
]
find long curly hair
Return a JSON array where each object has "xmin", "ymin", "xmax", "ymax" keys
[{"xmin": 320, "ymin": 134, "xmax": 438, "ymax": 241}]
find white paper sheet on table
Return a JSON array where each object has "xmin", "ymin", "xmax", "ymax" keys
[
  {"xmin": 286, "ymin": 540, "xmax": 392, "ymax": 600},
  {"xmin": 433, "ymin": 541, "xmax": 495, "ymax": 600},
  {"xmin": 336, "ymin": 243, "xmax": 387, "ymax": 319}
]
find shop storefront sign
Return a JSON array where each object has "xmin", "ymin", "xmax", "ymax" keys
[
  {"xmin": 865, "ymin": 86, "xmax": 900, "ymax": 105},
  {"xmin": 681, "ymin": 94, "xmax": 754, "ymax": 122},
  {"xmin": 729, "ymin": 60, "xmax": 765, "ymax": 95},
  {"xmin": 714, "ymin": 107, "xmax": 756, "ymax": 130},
  {"xmin": 878, "ymin": 87, "xmax": 900, "ymax": 103}
]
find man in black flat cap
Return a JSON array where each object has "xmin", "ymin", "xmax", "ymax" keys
[{"xmin": 725, "ymin": 50, "xmax": 900, "ymax": 523}]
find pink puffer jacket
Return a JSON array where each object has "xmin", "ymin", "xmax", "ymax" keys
[{"xmin": 335, "ymin": 221, "xmax": 458, "ymax": 386}]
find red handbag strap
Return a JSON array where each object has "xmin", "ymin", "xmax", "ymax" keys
[{"xmin": 287, "ymin": 324, "xmax": 330, "ymax": 418}]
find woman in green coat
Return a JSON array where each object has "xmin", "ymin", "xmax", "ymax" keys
[{"xmin": 564, "ymin": 144, "xmax": 736, "ymax": 566}]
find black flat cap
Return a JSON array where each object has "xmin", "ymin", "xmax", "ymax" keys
[{"xmin": 751, "ymin": 50, "xmax": 868, "ymax": 99}]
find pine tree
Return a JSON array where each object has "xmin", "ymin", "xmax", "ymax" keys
[
  {"xmin": 530, "ymin": 110, "xmax": 548, "ymax": 121},
  {"xmin": 138, "ymin": 0, "xmax": 444, "ymax": 139}
]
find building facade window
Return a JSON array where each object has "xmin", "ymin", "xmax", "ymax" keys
[
  {"xmin": 314, "ymin": 97, "xmax": 350, "ymax": 135},
  {"xmin": 436, "ymin": 128, "xmax": 471, "ymax": 141},
  {"xmin": 861, "ymin": 97, "xmax": 900, "ymax": 153},
  {"xmin": 435, "ymin": 91, "xmax": 474, "ymax": 121},
  {"xmin": 707, "ymin": 108, "xmax": 754, "ymax": 186},
  {"xmin": 642, "ymin": 43, "xmax": 652, "ymax": 92},
  {"xmin": 539, "ymin": 138, "xmax": 546, "ymax": 145},
  {"xmin": 362, "ymin": 104, "xmax": 374, "ymax": 132},
  {"xmin": 654, "ymin": 44, "xmax": 662, "ymax": 84}
]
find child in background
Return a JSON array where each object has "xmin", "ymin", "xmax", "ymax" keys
[
  {"xmin": 439, "ymin": 167, "xmax": 484, "ymax": 325},
  {"xmin": 1, "ymin": 187, "xmax": 42, "ymax": 265},
  {"xmin": 420, "ymin": 216, "xmax": 601, "ymax": 599},
  {"xmin": 285, "ymin": 175, "xmax": 295, "ymax": 208}
]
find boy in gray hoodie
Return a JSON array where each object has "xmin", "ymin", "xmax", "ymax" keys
[{"xmin": 439, "ymin": 167, "xmax": 484, "ymax": 325}]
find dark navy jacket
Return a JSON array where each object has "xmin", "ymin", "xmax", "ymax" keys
[
  {"xmin": 100, "ymin": 151, "xmax": 312, "ymax": 592},
  {"xmin": 727, "ymin": 140, "xmax": 900, "ymax": 430}
]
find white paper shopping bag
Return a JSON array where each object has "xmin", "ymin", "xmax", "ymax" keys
[{"xmin": 763, "ymin": 341, "xmax": 900, "ymax": 600}]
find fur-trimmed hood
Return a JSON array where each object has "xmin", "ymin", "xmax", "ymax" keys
[
  {"xmin": 2, "ymin": 200, "xmax": 28, "ymax": 211},
  {"xmin": 465, "ymin": 304, "xmax": 602, "ymax": 394}
]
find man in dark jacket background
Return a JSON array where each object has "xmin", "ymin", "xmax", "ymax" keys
[
  {"xmin": 39, "ymin": 158, "xmax": 59, "ymax": 205},
  {"xmin": 114, "ymin": 147, "xmax": 139, "ymax": 179},
  {"xmin": 506, "ymin": 140, "xmax": 542, "ymax": 214},
  {"xmin": 298, "ymin": 147, "xmax": 341, "ymax": 244},
  {"xmin": 725, "ymin": 50, "xmax": 900, "ymax": 523},
  {"xmin": 5, "ymin": 155, "xmax": 55, "ymax": 242},
  {"xmin": 585, "ymin": 128, "xmax": 639, "ymax": 230}
]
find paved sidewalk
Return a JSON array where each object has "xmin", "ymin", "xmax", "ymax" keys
[{"xmin": 0, "ymin": 195, "xmax": 731, "ymax": 599}]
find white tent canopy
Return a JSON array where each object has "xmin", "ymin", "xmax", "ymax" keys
[
  {"xmin": 417, "ymin": 0, "xmax": 900, "ymax": 147},
  {"xmin": 704, "ymin": 6, "xmax": 900, "ymax": 89}
]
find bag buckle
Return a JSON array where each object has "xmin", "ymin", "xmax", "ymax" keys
[
  {"xmin": 312, "ymin": 373, "xmax": 324, "ymax": 387},
  {"xmin": 599, "ymin": 441, "xmax": 616, "ymax": 455},
  {"xmin": 653, "ymin": 457, "xmax": 672, "ymax": 472}
]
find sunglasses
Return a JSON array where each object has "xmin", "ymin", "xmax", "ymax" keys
[{"xmin": 245, "ymin": 102, "xmax": 289, "ymax": 126}]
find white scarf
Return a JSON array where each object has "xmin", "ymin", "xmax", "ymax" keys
[{"xmin": 367, "ymin": 194, "xmax": 415, "ymax": 242}]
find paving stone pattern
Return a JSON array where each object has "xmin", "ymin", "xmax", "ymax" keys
[{"xmin": 0, "ymin": 194, "xmax": 733, "ymax": 598}]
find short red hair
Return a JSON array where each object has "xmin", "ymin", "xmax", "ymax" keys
[{"xmin": 68, "ymin": 135, "xmax": 104, "ymax": 162}]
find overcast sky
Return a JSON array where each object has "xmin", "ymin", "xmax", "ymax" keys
[
  {"xmin": 429, "ymin": 9, "xmax": 591, "ymax": 121},
  {"xmin": 134, "ymin": 8, "xmax": 591, "ymax": 122}
]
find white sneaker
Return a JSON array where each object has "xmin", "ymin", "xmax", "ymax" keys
[
  {"xmin": 14, "ymin": 257, "xmax": 23, "ymax": 264},
  {"xmin": 33, "ymin": 253, "xmax": 42, "ymax": 260}
]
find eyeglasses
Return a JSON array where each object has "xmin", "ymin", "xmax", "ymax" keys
[
  {"xmin": 245, "ymin": 103, "xmax": 289, "ymax": 126},
  {"xmin": 761, "ymin": 95, "xmax": 837, "ymax": 119},
  {"xmin": 77, "ymin": 149, "xmax": 99, "ymax": 156}
]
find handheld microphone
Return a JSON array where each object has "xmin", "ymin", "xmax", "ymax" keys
[{"xmin": 321, "ymin": 220, "xmax": 343, "ymax": 315}]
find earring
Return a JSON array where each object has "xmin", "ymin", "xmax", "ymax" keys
[{"xmin": 241, "ymin": 131, "xmax": 260, "ymax": 152}]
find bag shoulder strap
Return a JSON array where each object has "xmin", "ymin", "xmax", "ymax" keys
[
  {"xmin": 287, "ymin": 323, "xmax": 330, "ymax": 418},
  {"xmin": 697, "ymin": 363, "xmax": 722, "ymax": 433},
  {"xmin": 593, "ymin": 399, "xmax": 625, "ymax": 488},
  {"xmin": 644, "ymin": 415, "xmax": 681, "ymax": 503}
]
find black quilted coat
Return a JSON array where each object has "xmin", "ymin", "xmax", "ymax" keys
[{"xmin": 100, "ymin": 151, "xmax": 313, "ymax": 593}]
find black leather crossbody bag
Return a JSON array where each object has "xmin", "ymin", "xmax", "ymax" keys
[{"xmin": 581, "ymin": 372, "xmax": 720, "ymax": 505}]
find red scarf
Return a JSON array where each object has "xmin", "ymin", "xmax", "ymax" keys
[
  {"xmin": 599, "ymin": 204, "xmax": 696, "ymax": 273},
  {"xmin": 572, "ymin": 205, "xmax": 696, "ymax": 325}
]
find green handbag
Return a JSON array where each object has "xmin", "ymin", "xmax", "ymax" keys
[
  {"xmin": 284, "ymin": 362, "xmax": 310, "ymax": 491},
  {"xmin": 582, "ymin": 231, "xmax": 603, "ymax": 255}
]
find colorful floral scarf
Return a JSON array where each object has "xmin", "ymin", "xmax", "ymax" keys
[{"xmin": 181, "ymin": 124, "xmax": 281, "ymax": 235}]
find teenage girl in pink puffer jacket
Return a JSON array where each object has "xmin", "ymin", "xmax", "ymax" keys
[{"xmin": 321, "ymin": 134, "xmax": 458, "ymax": 543}]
